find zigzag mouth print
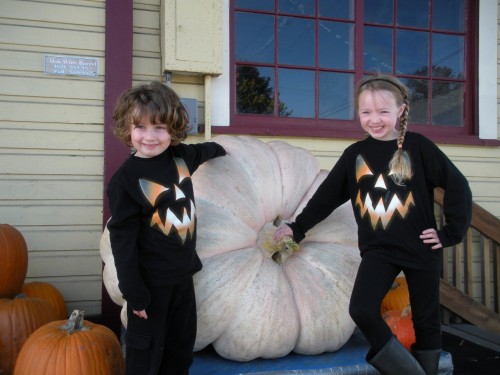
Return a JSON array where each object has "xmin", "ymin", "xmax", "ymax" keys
[{"xmin": 355, "ymin": 190, "xmax": 415, "ymax": 230}]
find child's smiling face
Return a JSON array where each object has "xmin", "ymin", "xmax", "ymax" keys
[
  {"xmin": 358, "ymin": 89, "xmax": 405, "ymax": 141},
  {"xmin": 130, "ymin": 113, "xmax": 172, "ymax": 158}
]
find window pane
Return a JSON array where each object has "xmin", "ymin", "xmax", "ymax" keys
[
  {"xmin": 278, "ymin": 16, "xmax": 315, "ymax": 67},
  {"xmin": 364, "ymin": 0, "xmax": 393, "ymax": 25},
  {"xmin": 279, "ymin": 0, "xmax": 315, "ymax": 16},
  {"xmin": 278, "ymin": 68, "xmax": 315, "ymax": 118},
  {"xmin": 236, "ymin": 66, "xmax": 275, "ymax": 115},
  {"xmin": 232, "ymin": 0, "xmax": 471, "ymax": 133},
  {"xmin": 319, "ymin": 72, "xmax": 354, "ymax": 120},
  {"xmin": 319, "ymin": 21, "xmax": 354, "ymax": 69},
  {"xmin": 397, "ymin": 0, "xmax": 429, "ymax": 28},
  {"xmin": 235, "ymin": 12, "xmax": 275, "ymax": 63},
  {"xmin": 363, "ymin": 26, "xmax": 393, "ymax": 73},
  {"xmin": 432, "ymin": 34, "xmax": 464, "ymax": 78},
  {"xmin": 433, "ymin": 0, "xmax": 465, "ymax": 32},
  {"xmin": 235, "ymin": 0, "xmax": 274, "ymax": 12},
  {"xmin": 403, "ymin": 78, "xmax": 428, "ymax": 124},
  {"xmin": 432, "ymin": 82, "xmax": 464, "ymax": 126},
  {"xmin": 396, "ymin": 30, "xmax": 428, "ymax": 75},
  {"xmin": 319, "ymin": 0, "xmax": 354, "ymax": 19}
]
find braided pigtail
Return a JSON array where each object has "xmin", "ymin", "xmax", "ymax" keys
[{"xmin": 388, "ymin": 91, "xmax": 412, "ymax": 185}]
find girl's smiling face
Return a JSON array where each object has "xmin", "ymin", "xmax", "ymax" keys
[
  {"xmin": 130, "ymin": 113, "xmax": 172, "ymax": 158},
  {"xmin": 358, "ymin": 89, "xmax": 405, "ymax": 141}
]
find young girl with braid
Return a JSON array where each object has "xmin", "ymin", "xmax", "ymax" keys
[{"xmin": 274, "ymin": 74, "xmax": 472, "ymax": 375}]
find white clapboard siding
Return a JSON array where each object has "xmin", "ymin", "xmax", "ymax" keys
[
  {"xmin": 0, "ymin": 0, "xmax": 106, "ymax": 316},
  {"xmin": 0, "ymin": 177, "xmax": 102, "ymax": 201},
  {"xmin": 1, "ymin": 0, "xmax": 104, "ymax": 26}
]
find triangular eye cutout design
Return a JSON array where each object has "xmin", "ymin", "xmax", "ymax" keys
[
  {"xmin": 175, "ymin": 157, "xmax": 190, "ymax": 184},
  {"xmin": 374, "ymin": 175, "xmax": 387, "ymax": 190},
  {"xmin": 174, "ymin": 185, "xmax": 185, "ymax": 200},
  {"xmin": 140, "ymin": 179, "xmax": 169, "ymax": 206},
  {"xmin": 356, "ymin": 155, "xmax": 373, "ymax": 182}
]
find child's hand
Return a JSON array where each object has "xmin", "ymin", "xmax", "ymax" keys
[
  {"xmin": 133, "ymin": 309, "xmax": 148, "ymax": 319},
  {"xmin": 420, "ymin": 228, "xmax": 442, "ymax": 250},
  {"xmin": 273, "ymin": 224, "xmax": 293, "ymax": 242}
]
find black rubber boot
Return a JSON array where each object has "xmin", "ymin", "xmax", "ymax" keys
[
  {"xmin": 411, "ymin": 346, "xmax": 441, "ymax": 375},
  {"xmin": 368, "ymin": 336, "xmax": 426, "ymax": 375}
]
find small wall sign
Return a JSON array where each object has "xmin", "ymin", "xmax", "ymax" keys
[{"xmin": 44, "ymin": 54, "xmax": 99, "ymax": 78}]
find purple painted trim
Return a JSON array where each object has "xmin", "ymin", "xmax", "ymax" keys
[{"xmin": 102, "ymin": 0, "xmax": 133, "ymax": 330}]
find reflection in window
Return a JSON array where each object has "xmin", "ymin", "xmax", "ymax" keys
[
  {"xmin": 432, "ymin": 34, "xmax": 464, "ymax": 78},
  {"xmin": 235, "ymin": 12, "xmax": 274, "ymax": 63},
  {"xmin": 319, "ymin": 21, "xmax": 354, "ymax": 69},
  {"xmin": 278, "ymin": 69, "xmax": 315, "ymax": 118},
  {"xmin": 396, "ymin": 30, "xmax": 428, "ymax": 75},
  {"xmin": 432, "ymin": 82, "xmax": 463, "ymax": 126},
  {"xmin": 278, "ymin": 16, "xmax": 315, "ymax": 67},
  {"xmin": 364, "ymin": 26, "xmax": 392, "ymax": 73},
  {"xmin": 319, "ymin": 0, "xmax": 354, "ymax": 19},
  {"xmin": 364, "ymin": 0, "xmax": 393, "ymax": 25},
  {"xmin": 233, "ymin": 0, "xmax": 472, "ymax": 132},
  {"xmin": 236, "ymin": 66, "xmax": 275, "ymax": 115},
  {"xmin": 433, "ymin": 0, "xmax": 465, "ymax": 32},
  {"xmin": 235, "ymin": 1, "xmax": 356, "ymax": 122},
  {"xmin": 397, "ymin": 0, "xmax": 428, "ymax": 28},
  {"xmin": 319, "ymin": 72, "xmax": 354, "ymax": 120},
  {"xmin": 403, "ymin": 78, "xmax": 428, "ymax": 124},
  {"xmin": 279, "ymin": 0, "xmax": 315, "ymax": 16}
]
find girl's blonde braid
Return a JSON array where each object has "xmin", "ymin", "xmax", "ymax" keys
[{"xmin": 389, "ymin": 87, "xmax": 412, "ymax": 185}]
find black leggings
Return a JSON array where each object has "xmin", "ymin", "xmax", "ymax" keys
[
  {"xmin": 125, "ymin": 279, "xmax": 197, "ymax": 375},
  {"xmin": 349, "ymin": 251, "xmax": 442, "ymax": 354}
]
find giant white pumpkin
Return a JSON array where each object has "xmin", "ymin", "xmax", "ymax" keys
[{"xmin": 100, "ymin": 135, "xmax": 360, "ymax": 361}]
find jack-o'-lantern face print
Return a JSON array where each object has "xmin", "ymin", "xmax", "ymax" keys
[
  {"xmin": 139, "ymin": 157, "xmax": 195, "ymax": 243},
  {"xmin": 354, "ymin": 155, "xmax": 414, "ymax": 230}
]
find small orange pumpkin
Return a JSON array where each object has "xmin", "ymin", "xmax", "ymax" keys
[
  {"xmin": 0, "ymin": 294, "xmax": 58, "ymax": 375},
  {"xmin": 13, "ymin": 310, "xmax": 125, "ymax": 375},
  {"xmin": 0, "ymin": 224, "xmax": 28, "ymax": 298},
  {"xmin": 381, "ymin": 276, "xmax": 410, "ymax": 314},
  {"xmin": 21, "ymin": 281, "xmax": 68, "ymax": 320},
  {"xmin": 382, "ymin": 304, "xmax": 416, "ymax": 350}
]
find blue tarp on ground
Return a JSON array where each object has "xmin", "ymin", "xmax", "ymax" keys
[{"xmin": 191, "ymin": 332, "xmax": 453, "ymax": 375}]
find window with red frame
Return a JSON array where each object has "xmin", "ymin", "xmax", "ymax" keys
[{"xmin": 231, "ymin": 0, "xmax": 476, "ymax": 140}]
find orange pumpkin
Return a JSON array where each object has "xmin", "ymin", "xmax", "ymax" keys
[
  {"xmin": 382, "ymin": 305, "xmax": 416, "ymax": 350},
  {"xmin": 0, "ymin": 294, "xmax": 58, "ymax": 375},
  {"xmin": 0, "ymin": 224, "xmax": 28, "ymax": 298},
  {"xmin": 381, "ymin": 276, "xmax": 410, "ymax": 314},
  {"xmin": 21, "ymin": 282, "xmax": 68, "ymax": 320},
  {"xmin": 13, "ymin": 310, "xmax": 125, "ymax": 375}
]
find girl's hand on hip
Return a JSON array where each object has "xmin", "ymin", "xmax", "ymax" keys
[{"xmin": 420, "ymin": 228, "xmax": 442, "ymax": 250}]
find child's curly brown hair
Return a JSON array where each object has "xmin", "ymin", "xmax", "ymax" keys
[{"xmin": 112, "ymin": 81, "xmax": 190, "ymax": 147}]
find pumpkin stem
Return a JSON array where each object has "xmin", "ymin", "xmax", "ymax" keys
[
  {"xmin": 62, "ymin": 309, "xmax": 86, "ymax": 332},
  {"xmin": 272, "ymin": 236, "xmax": 299, "ymax": 265}
]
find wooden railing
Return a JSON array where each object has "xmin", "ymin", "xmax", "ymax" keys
[{"xmin": 434, "ymin": 188, "xmax": 500, "ymax": 335}]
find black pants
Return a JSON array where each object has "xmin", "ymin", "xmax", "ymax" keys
[
  {"xmin": 349, "ymin": 251, "xmax": 442, "ymax": 354},
  {"xmin": 125, "ymin": 278, "xmax": 197, "ymax": 375}
]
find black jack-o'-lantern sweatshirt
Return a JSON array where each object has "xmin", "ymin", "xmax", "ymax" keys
[
  {"xmin": 107, "ymin": 142, "xmax": 226, "ymax": 311},
  {"xmin": 288, "ymin": 132, "xmax": 472, "ymax": 270}
]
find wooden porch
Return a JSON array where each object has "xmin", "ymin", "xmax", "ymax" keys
[{"xmin": 434, "ymin": 188, "xmax": 500, "ymax": 336}]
